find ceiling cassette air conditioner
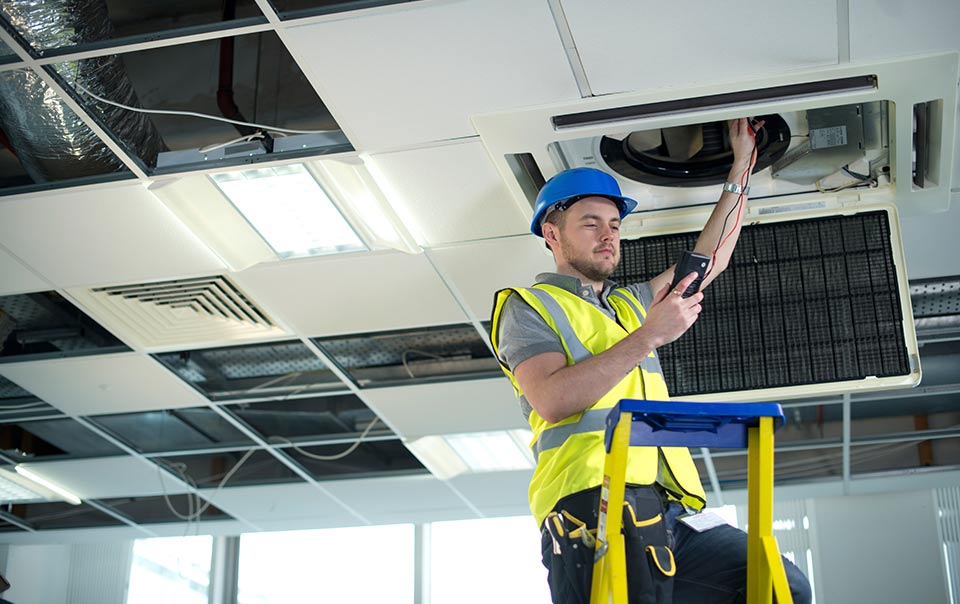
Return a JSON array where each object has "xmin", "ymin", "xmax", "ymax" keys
[
  {"xmin": 473, "ymin": 52, "xmax": 959, "ymax": 227},
  {"xmin": 472, "ymin": 54, "xmax": 956, "ymax": 401}
]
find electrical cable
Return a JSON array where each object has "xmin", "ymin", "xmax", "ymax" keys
[
  {"xmin": 0, "ymin": 401, "xmax": 50, "ymax": 410},
  {"xmin": 156, "ymin": 448, "xmax": 257, "ymax": 523},
  {"xmin": 72, "ymin": 80, "xmax": 339, "ymax": 135},
  {"xmin": 400, "ymin": 349, "xmax": 447, "ymax": 378},
  {"xmin": 704, "ymin": 119, "xmax": 759, "ymax": 279},
  {"xmin": 269, "ymin": 418, "xmax": 381, "ymax": 461},
  {"xmin": 198, "ymin": 132, "xmax": 264, "ymax": 153}
]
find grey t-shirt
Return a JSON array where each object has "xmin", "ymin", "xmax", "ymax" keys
[{"xmin": 496, "ymin": 272, "xmax": 656, "ymax": 373}]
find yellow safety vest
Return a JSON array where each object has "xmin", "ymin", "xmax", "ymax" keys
[{"xmin": 491, "ymin": 283, "xmax": 706, "ymax": 526}]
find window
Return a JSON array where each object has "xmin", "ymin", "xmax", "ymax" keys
[
  {"xmin": 127, "ymin": 536, "xmax": 213, "ymax": 604},
  {"xmin": 430, "ymin": 515, "xmax": 550, "ymax": 604},
  {"xmin": 238, "ymin": 524, "xmax": 414, "ymax": 603}
]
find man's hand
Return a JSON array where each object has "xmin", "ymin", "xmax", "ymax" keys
[
  {"xmin": 729, "ymin": 117, "xmax": 764, "ymax": 171},
  {"xmin": 631, "ymin": 272, "xmax": 704, "ymax": 349}
]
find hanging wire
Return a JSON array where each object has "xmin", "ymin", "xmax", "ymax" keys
[
  {"xmin": 72, "ymin": 80, "xmax": 339, "ymax": 135},
  {"xmin": 401, "ymin": 349, "xmax": 446, "ymax": 378},
  {"xmin": 269, "ymin": 418, "xmax": 382, "ymax": 461}
]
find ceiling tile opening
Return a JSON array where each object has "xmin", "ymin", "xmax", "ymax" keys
[
  {"xmin": 225, "ymin": 393, "xmax": 381, "ymax": 444},
  {"xmin": 1, "ymin": 418, "xmax": 122, "ymax": 461},
  {"xmin": 0, "ymin": 375, "xmax": 57, "ymax": 421},
  {"xmin": 56, "ymin": 30, "xmax": 349, "ymax": 174},
  {"xmin": 0, "ymin": 500, "xmax": 123, "ymax": 531},
  {"xmin": 313, "ymin": 324, "xmax": 500, "ymax": 388},
  {"xmin": 0, "ymin": 291, "xmax": 129, "ymax": 361},
  {"xmin": 154, "ymin": 340, "xmax": 346, "ymax": 402},
  {"xmin": 90, "ymin": 407, "xmax": 254, "ymax": 455},
  {"xmin": 284, "ymin": 439, "xmax": 426, "ymax": 481},
  {"xmin": 0, "ymin": 0, "xmax": 265, "ymax": 57},
  {"xmin": 99, "ymin": 493, "xmax": 231, "ymax": 525},
  {"xmin": 157, "ymin": 449, "xmax": 303, "ymax": 489},
  {"xmin": 0, "ymin": 67, "xmax": 133, "ymax": 193},
  {"xmin": 268, "ymin": 0, "xmax": 420, "ymax": 20}
]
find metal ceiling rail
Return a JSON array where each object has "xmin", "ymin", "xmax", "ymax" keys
[{"xmin": 693, "ymin": 425, "xmax": 960, "ymax": 458}]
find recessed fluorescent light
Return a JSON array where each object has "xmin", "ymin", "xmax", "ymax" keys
[
  {"xmin": 211, "ymin": 164, "xmax": 367, "ymax": 260},
  {"xmin": 407, "ymin": 430, "xmax": 534, "ymax": 480},
  {"xmin": 0, "ymin": 468, "xmax": 51, "ymax": 504},
  {"xmin": 15, "ymin": 466, "xmax": 82, "ymax": 505}
]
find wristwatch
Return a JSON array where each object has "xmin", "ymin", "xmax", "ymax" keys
[{"xmin": 723, "ymin": 181, "xmax": 750, "ymax": 196}]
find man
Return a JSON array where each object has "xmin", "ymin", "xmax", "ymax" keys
[{"xmin": 491, "ymin": 118, "xmax": 812, "ymax": 603}]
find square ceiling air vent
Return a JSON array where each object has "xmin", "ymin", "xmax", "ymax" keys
[{"xmin": 70, "ymin": 276, "xmax": 289, "ymax": 350}]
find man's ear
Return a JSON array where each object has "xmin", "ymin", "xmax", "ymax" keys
[{"xmin": 542, "ymin": 222, "xmax": 559, "ymax": 249}]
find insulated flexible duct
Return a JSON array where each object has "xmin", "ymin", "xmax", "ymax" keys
[{"xmin": 0, "ymin": 0, "xmax": 165, "ymax": 181}]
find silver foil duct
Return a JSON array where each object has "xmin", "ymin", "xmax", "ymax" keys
[{"xmin": 0, "ymin": 0, "xmax": 165, "ymax": 181}]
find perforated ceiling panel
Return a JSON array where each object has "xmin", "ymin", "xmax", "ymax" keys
[{"xmin": 612, "ymin": 210, "xmax": 913, "ymax": 397}]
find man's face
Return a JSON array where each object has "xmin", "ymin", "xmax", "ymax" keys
[{"xmin": 546, "ymin": 196, "xmax": 622, "ymax": 282}]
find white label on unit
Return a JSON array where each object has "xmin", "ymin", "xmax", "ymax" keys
[{"xmin": 810, "ymin": 125, "xmax": 848, "ymax": 149}]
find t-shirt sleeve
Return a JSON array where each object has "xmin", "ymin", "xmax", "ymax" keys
[
  {"xmin": 625, "ymin": 281, "xmax": 656, "ymax": 310},
  {"xmin": 495, "ymin": 293, "xmax": 565, "ymax": 373}
]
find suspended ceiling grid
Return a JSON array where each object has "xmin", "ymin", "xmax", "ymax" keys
[{"xmin": 0, "ymin": 0, "xmax": 956, "ymax": 541}]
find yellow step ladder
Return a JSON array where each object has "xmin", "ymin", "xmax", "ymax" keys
[{"xmin": 589, "ymin": 400, "xmax": 793, "ymax": 604}]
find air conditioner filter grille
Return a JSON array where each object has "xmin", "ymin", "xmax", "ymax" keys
[{"xmin": 613, "ymin": 210, "xmax": 910, "ymax": 396}]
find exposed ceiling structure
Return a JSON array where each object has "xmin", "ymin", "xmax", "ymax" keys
[{"xmin": 0, "ymin": 0, "xmax": 957, "ymax": 543}]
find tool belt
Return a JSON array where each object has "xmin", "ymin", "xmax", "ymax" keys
[{"xmin": 540, "ymin": 485, "xmax": 676, "ymax": 604}]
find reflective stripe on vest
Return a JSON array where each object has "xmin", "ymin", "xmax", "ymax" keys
[
  {"xmin": 524, "ymin": 287, "xmax": 593, "ymax": 363},
  {"xmin": 532, "ymin": 407, "xmax": 608, "ymax": 460}
]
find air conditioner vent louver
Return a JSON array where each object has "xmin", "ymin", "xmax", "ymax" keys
[
  {"xmin": 71, "ymin": 276, "xmax": 288, "ymax": 351},
  {"xmin": 93, "ymin": 277, "xmax": 273, "ymax": 327}
]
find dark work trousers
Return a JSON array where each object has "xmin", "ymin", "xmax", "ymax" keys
[{"xmin": 540, "ymin": 486, "xmax": 813, "ymax": 604}]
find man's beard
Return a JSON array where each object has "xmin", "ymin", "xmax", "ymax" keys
[{"xmin": 568, "ymin": 252, "xmax": 619, "ymax": 282}]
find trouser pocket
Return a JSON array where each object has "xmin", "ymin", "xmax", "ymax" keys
[
  {"xmin": 541, "ymin": 487, "xmax": 675, "ymax": 604},
  {"xmin": 541, "ymin": 510, "xmax": 595, "ymax": 604},
  {"xmin": 622, "ymin": 488, "xmax": 675, "ymax": 604}
]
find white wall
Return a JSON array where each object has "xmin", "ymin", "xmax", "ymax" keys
[
  {"xmin": 5, "ymin": 544, "xmax": 70, "ymax": 604},
  {"xmin": 811, "ymin": 490, "xmax": 948, "ymax": 604},
  {"xmin": 3, "ymin": 541, "xmax": 132, "ymax": 604}
]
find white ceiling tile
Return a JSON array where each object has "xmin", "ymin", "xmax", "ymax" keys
[
  {"xmin": 17, "ymin": 456, "xmax": 188, "ymax": 500},
  {"xmin": 233, "ymin": 252, "xmax": 466, "ymax": 336},
  {"xmin": 283, "ymin": 0, "xmax": 580, "ymax": 150},
  {"xmin": 200, "ymin": 482, "xmax": 358, "ymax": 525},
  {"xmin": 0, "ymin": 353, "xmax": 209, "ymax": 416},
  {"xmin": 367, "ymin": 140, "xmax": 529, "ymax": 246},
  {"xmin": 323, "ymin": 474, "xmax": 474, "ymax": 524},
  {"xmin": 427, "ymin": 236, "xmax": 555, "ymax": 321},
  {"xmin": 0, "ymin": 246, "xmax": 49, "ymax": 295},
  {"xmin": 561, "ymin": 0, "xmax": 838, "ymax": 95},
  {"xmin": 0, "ymin": 182, "xmax": 225, "ymax": 288},
  {"xmin": 849, "ymin": 0, "xmax": 960, "ymax": 61},
  {"xmin": 363, "ymin": 378, "xmax": 524, "ymax": 439}
]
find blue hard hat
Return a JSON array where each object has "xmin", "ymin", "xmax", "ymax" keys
[{"xmin": 530, "ymin": 167, "xmax": 637, "ymax": 237}]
